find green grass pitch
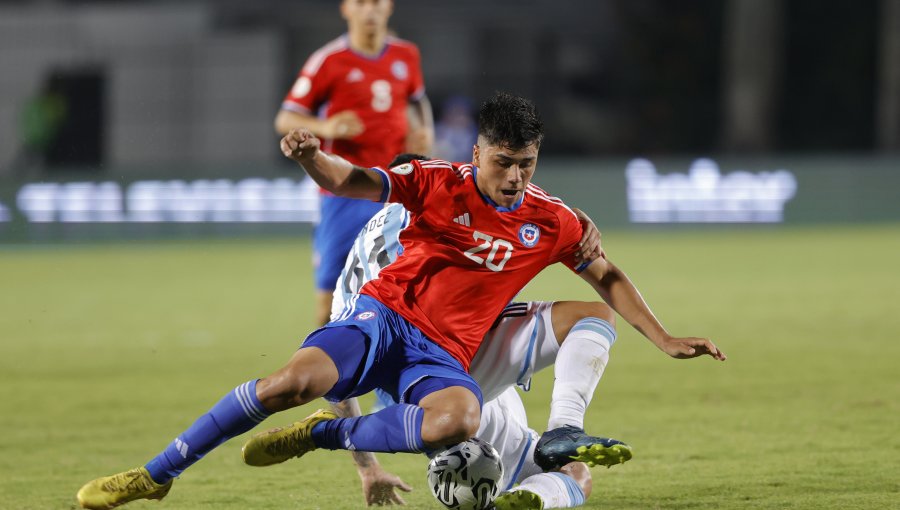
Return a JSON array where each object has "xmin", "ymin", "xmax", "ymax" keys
[{"xmin": 1, "ymin": 224, "xmax": 898, "ymax": 509}]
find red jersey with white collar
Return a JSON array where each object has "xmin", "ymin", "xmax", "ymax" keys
[
  {"xmin": 361, "ymin": 159, "xmax": 588, "ymax": 370},
  {"xmin": 282, "ymin": 35, "xmax": 425, "ymax": 170}
]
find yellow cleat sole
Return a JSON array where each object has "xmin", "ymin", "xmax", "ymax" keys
[
  {"xmin": 571, "ymin": 443, "xmax": 633, "ymax": 468},
  {"xmin": 492, "ymin": 489, "xmax": 544, "ymax": 510}
]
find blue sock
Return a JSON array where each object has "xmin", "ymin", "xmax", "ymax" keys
[
  {"xmin": 144, "ymin": 380, "xmax": 270, "ymax": 484},
  {"xmin": 311, "ymin": 403, "xmax": 425, "ymax": 453}
]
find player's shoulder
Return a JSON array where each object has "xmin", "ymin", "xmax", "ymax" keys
[
  {"xmin": 417, "ymin": 160, "xmax": 475, "ymax": 184},
  {"xmin": 388, "ymin": 158, "xmax": 466, "ymax": 176},
  {"xmin": 302, "ymin": 35, "xmax": 352, "ymax": 75},
  {"xmin": 385, "ymin": 36, "xmax": 421, "ymax": 55},
  {"xmin": 525, "ymin": 182, "xmax": 579, "ymax": 222}
]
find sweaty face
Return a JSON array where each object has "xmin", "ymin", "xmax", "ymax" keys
[
  {"xmin": 341, "ymin": 0, "xmax": 393, "ymax": 35},
  {"xmin": 472, "ymin": 139, "xmax": 539, "ymax": 209}
]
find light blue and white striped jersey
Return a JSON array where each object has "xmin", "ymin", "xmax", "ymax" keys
[{"xmin": 330, "ymin": 203, "xmax": 411, "ymax": 321}]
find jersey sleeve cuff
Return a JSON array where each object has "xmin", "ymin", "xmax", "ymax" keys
[
  {"xmin": 409, "ymin": 87, "xmax": 426, "ymax": 102},
  {"xmin": 372, "ymin": 167, "xmax": 391, "ymax": 202},
  {"xmin": 574, "ymin": 258, "xmax": 594, "ymax": 273},
  {"xmin": 281, "ymin": 101, "xmax": 313, "ymax": 115}
]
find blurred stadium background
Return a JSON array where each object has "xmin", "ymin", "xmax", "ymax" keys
[
  {"xmin": 1, "ymin": 1, "xmax": 898, "ymax": 509},
  {"xmin": 0, "ymin": 0, "xmax": 898, "ymax": 234}
]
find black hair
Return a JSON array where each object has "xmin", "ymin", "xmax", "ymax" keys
[
  {"xmin": 477, "ymin": 91, "xmax": 544, "ymax": 150},
  {"xmin": 388, "ymin": 152, "xmax": 429, "ymax": 167}
]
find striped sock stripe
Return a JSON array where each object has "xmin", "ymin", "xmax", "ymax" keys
[
  {"xmin": 234, "ymin": 382, "xmax": 268, "ymax": 423},
  {"xmin": 404, "ymin": 406, "xmax": 423, "ymax": 453},
  {"xmin": 570, "ymin": 317, "xmax": 617, "ymax": 346}
]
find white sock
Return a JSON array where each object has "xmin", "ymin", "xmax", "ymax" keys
[
  {"xmin": 548, "ymin": 317, "xmax": 615, "ymax": 430},
  {"xmin": 514, "ymin": 472, "xmax": 586, "ymax": 508}
]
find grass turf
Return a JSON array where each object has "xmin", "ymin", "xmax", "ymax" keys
[{"xmin": 1, "ymin": 224, "xmax": 898, "ymax": 509}]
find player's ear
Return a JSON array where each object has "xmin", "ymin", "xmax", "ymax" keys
[{"xmin": 472, "ymin": 144, "xmax": 480, "ymax": 166}]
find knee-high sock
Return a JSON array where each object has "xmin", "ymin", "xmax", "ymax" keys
[
  {"xmin": 144, "ymin": 380, "xmax": 270, "ymax": 483},
  {"xmin": 514, "ymin": 472, "xmax": 586, "ymax": 508},
  {"xmin": 312, "ymin": 403, "xmax": 425, "ymax": 453},
  {"xmin": 548, "ymin": 318, "xmax": 615, "ymax": 430}
]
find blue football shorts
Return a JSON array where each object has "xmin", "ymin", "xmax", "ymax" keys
[{"xmin": 301, "ymin": 294, "xmax": 483, "ymax": 407}]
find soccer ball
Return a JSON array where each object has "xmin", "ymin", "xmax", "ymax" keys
[{"xmin": 427, "ymin": 438, "xmax": 504, "ymax": 510}]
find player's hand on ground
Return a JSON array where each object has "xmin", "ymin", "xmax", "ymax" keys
[
  {"xmin": 281, "ymin": 129, "xmax": 321, "ymax": 162},
  {"xmin": 572, "ymin": 207, "xmax": 604, "ymax": 263},
  {"xmin": 325, "ymin": 110, "xmax": 365, "ymax": 139},
  {"xmin": 661, "ymin": 336, "xmax": 727, "ymax": 361},
  {"xmin": 358, "ymin": 465, "xmax": 412, "ymax": 506}
]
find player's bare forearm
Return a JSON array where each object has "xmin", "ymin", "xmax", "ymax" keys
[
  {"xmin": 276, "ymin": 109, "xmax": 364, "ymax": 140},
  {"xmin": 406, "ymin": 96, "xmax": 434, "ymax": 154},
  {"xmin": 281, "ymin": 129, "xmax": 383, "ymax": 200},
  {"xmin": 329, "ymin": 399, "xmax": 379, "ymax": 469},
  {"xmin": 586, "ymin": 260, "xmax": 668, "ymax": 345},
  {"xmin": 275, "ymin": 109, "xmax": 328, "ymax": 137},
  {"xmin": 580, "ymin": 259, "xmax": 726, "ymax": 360}
]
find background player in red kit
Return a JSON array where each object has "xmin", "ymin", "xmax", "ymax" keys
[
  {"xmin": 75, "ymin": 92, "xmax": 724, "ymax": 510},
  {"xmin": 275, "ymin": 0, "xmax": 433, "ymax": 326}
]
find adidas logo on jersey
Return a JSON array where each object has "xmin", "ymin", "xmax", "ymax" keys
[{"xmin": 452, "ymin": 213, "xmax": 471, "ymax": 227}]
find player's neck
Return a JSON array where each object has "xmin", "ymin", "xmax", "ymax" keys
[{"xmin": 348, "ymin": 29, "xmax": 387, "ymax": 57}]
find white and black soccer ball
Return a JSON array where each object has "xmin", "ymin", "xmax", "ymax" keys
[{"xmin": 427, "ymin": 438, "xmax": 504, "ymax": 510}]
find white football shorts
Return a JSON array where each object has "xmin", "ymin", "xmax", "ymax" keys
[
  {"xmin": 469, "ymin": 301, "xmax": 560, "ymax": 403},
  {"xmin": 477, "ymin": 386, "xmax": 544, "ymax": 490}
]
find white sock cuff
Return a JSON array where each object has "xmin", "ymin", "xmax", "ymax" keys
[
  {"xmin": 549, "ymin": 472, "xmax": 586, "ymax": 507},
  {"xmin": 568, "ymin": 317, "xmax": 616, "ymax": 348},
  {"xmin": 516, "ymin": 472, "xmax": 586, "ymax": 508}
]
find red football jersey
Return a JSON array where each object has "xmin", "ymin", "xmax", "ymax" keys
[
  {"xmin": 361, "ymin": 159, "xmax": 588, "ymax": 370},
  {"xmin": 282, "ymin": 35, "xmax": 425, "ymax": 169}
]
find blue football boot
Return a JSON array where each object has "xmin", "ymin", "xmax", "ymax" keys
[{"xmin": 533, "ymin": 425, "xmax": 632, "ymax": 471}]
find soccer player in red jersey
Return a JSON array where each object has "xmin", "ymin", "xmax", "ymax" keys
[
  {"xmin": 275, "ymin": 0, "xmax": 433, "ymax": 327},
  {"xmin": 75, "ymin": 93, "xmax": 724, "ymax": 509}
]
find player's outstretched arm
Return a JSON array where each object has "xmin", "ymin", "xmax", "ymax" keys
[
  {"xmin": 579, "ymin": 258, "xmax": 726, "ymax": 361},
  {"xmin": 329, "ymin": 398, "xmax": 413, "ymax": 506},
  {"xmin": 275, "ymin": 109, "xmax": 364, "ymax": 140},
  {"xmin": 281, "ymin": 128, "xmax": 384, "ymax": 201}
]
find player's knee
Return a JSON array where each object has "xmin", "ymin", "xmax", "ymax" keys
[
  {"xmin": 256, "ymin": 372, "xmax": 304, "ymax": 411},
  {"xmin": 558, "ymin": 461, "xmax": 592, "ymax": 499},
  {"xmin": 553, "ymin": 301, "xmax": 616, "ymax": 342},
  {"xmin": 256, "ymin": 365, "xmax": 329, "ymax": 411},
  {"xmin": 420, "ymin": 402, "xmax": 481, "ymax": 447},
  {"xmin": 580, "ymin": 301, "xmax": 615, "ymax": 326}
]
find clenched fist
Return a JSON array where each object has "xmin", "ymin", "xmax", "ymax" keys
[{"xmin": 281, "ymin": 128, "xmax": 321, "ymax": 162}]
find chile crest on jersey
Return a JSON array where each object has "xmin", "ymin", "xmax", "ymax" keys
[{"xmin": 518, "ymin": 223, "xmax": 541, "ymax": 248}]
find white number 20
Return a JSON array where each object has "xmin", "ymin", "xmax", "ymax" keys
[{"xmin": 463, "ymin": 231, "xmax": 513, "ymax": 271}]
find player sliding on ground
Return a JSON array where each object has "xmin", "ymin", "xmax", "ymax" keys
[
  {"xmin": 327, "ymin": 192, "xmax": 617, "ymax": 509},
  {"xmin": 76, "ymin": 92, "xmax": 725, "ymax": 509},
  {"xmin": 324, "ymin": 155, "xmax": 722, "ymax": 509}
]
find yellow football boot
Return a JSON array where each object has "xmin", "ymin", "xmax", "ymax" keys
[
  {"xmin": 241, "ymin": 408, "xmax": 337, "ymax": 466},
  {"xmin": 76, "ymin": 467, "xmax": 172, "ymax": 509}
]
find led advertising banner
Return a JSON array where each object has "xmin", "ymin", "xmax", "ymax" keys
[{"xmin": 0, "ymin": 156, "xmax": 897, "ymax": 242}]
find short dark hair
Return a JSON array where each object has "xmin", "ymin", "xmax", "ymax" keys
[
  {"xmin": 477, "ymin": 92, "xmax": 544, "ymax": 150},
  {"xmin": 388, "ymin": 153, "xmax": 429, "ymax": 167}
]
